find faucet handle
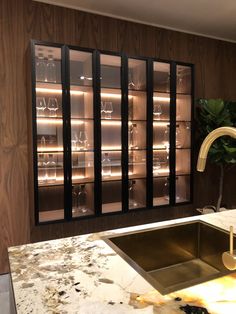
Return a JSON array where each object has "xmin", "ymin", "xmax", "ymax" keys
[{"xmin": 222, "ymin": 225, "xmax": 236, "ymax": 270}]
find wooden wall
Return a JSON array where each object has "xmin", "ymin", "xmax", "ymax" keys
[{"xmin": 0, "ymin": 0, "xmax": 236, "ymax": 273}]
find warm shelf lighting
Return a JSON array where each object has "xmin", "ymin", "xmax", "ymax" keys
[
  {"xmin": 153, "ymin": 96, "xmax": 170, "ymax": 102},
  {"xmin": 101, "ymin": 121, "xmax": 121, "ymax": 126},
  {"xmin": 102, "ymin": 146, "xmax": 121, "ymax": 150},
  {"xmin": 37, "ymin": 118, "xmax": 85, "ymax": 125},
  {"xmin": 153, "ymin": 145, "xmax": 167, "ymax": 150},
  {"xmin": 36, "ymin": 87, "xmax": 62, "ymax": 94},
  {"xmin": 101, "ymin": 93, "xmax": 133, "ymax": 99},
  {"xmin": 36, "ymin": 87, "xmax": 84, "ymax": 96},
  {"xmin": 102, "ymin": 171, "xmax": 133, "ymax": 178},
  {"xmin": 37, "ymin": 147, "xmax": 64, "ymax": 152},
  {"xmin": 37, "ymin": 118, "xmax": 62, "ymax": 125},
  {"xmin": 153, "ymin": 122, "xmax": 169, "ymax": 126},
  {"xmin": 153, "ymin": 169, "xmax": 169, "ymax": 175}
]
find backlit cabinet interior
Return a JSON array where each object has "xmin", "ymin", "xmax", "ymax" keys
[{"xmin": 33, "ymin": 43, "xmax": 192, "ymax": 223}]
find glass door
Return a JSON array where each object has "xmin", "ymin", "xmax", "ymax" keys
[
  {"xmin": 128, "ymin": 58, "xmax": 147, "ymax": 210},
  {"xmin": 152, "ymin": 61, "xmax": 171, "ymax": 206},
  {"xmin": 69, "ymin": 49, "xmax": 95, "ymax": 218},
  {"xmin": 175, "ymin": 64, "xmax": 192, "ymax": 203},
  {"xmin": 34, "ymin": 44, "xmax": 64, "ymax": 223},
  {"xmin": 100, "ymin": 54, "xmax": 122, "ymax": 213}
]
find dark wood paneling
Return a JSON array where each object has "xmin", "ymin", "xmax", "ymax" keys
[{"xmin": 0, "ymin": 0, "xmax": 236, "ymax": 273}]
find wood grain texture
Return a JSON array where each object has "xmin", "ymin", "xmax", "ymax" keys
[{"xmin": 0, "ymin": 0, "xmax": 236, "ymax": 273}]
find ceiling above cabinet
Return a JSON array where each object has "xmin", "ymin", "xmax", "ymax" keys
[{"xmin": 34, "ymin": 0, "xmax": 236, "ymax": 42}]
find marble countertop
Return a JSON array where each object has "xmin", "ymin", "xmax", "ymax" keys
[{"xmin": 8, "ymin": 210, "xmax": 236, "ymax": 314}]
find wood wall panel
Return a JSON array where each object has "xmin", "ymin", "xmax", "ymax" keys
[{"xmin": 0, "ymin": 0, "xmax": 236, "ymax": 273}]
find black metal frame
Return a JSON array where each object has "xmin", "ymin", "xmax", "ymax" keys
[{"xmin": 31, "ymin": 39, "xmax": 194, "ymax": 226}]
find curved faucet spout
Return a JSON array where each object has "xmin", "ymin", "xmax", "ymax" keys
[{"xmin": 197, "ymin": 127, "xmax": 236, "ymax": 172}]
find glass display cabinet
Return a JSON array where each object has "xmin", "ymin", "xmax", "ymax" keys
[{"xmin": 31, "ymin": 40, "xmax": 193, "ymax": 224}]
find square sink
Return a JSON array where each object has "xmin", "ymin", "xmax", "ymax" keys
[{"xmin": 104, "ymin": 221, "xmax": 236, "ymax": 294}]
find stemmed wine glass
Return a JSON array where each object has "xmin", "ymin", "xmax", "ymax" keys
[
  {"xmin": 78, "ymin": 131, "xmax": 88, "ymax": 150},
  {"xmin": 36, "ymin": 97, "xmax": 46, "ymax": 116},
  {"xmin": 71, "ymin": 131, "xmax": 79, "ymax": 151},
  {"xmin": 47, "ymin": 98, "xmax": 59, "ymax": 117},
  {"xmin": 101, "ymin": 101, "xmax": 106, "ymax": 119},
  {"xmin": 104, "ymin": 101, "xmax": 113, "ymax": 119},
  {"xmin": 153, "ymin": 104, "xmax": 162, "ymax": 120}
]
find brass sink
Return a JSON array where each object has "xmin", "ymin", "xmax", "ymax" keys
[{"xmin": 104, "ymin": 221, "xmax": 236, "ymax": 294}]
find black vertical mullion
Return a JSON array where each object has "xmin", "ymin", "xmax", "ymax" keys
[
  {"xmin": 93, "ymin": 50, "xmax": 102, "ymax": 215},
  {"xmin": 31, "ymin": 41, "xmax": 39, "ymax": 225},
  {"xmin": 169, "ymin": 62, "xmax": 176, "ymax": 205},
  {"xmin": 147, "ymin": 59, "xmax": 153, "ymax": 208},
  {"xmin": 122, "ymin": 54, "xmax": 129, "ymax": 212},
  {"xmin": 62, "ymin": 45, "xmax": 72, "ymax": 221}
]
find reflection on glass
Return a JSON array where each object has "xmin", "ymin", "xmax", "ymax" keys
[
  {"xmin": 129, "ymin": 180, "xmax": 138, "ymax": 208},
  {"xmin": 164, "ymin": 177, "xmax": 169, "ymax": 200},
  {"xmin": 163, "ymin": 125, "xmax": 170, "ymax": 150},
  {"xmin": 176, "ymin": 125, "xmax": 182, "ymax": 148},
  {"xmin": 153, "ymin": 104, "xmax": 162, "ymax": 120},
  {"xmin": 102, "ymin": 153, "xmax": 111, "ymax": 177},
  {"xmin": 47, "ymin": 97, "xmax": 59, "ymax": 117},
  {"xmin": 36, "ymin": 97, "xmax": 46, "ymax": 116},
  {"xmin": 46, "ymin": 51, "xmax": 57, "ymax": 83},
  {"xmin": 153, "ymin": 156, "xmax": 161, "ymax": 174},
  {"xmin": 129, "ymin": 123, "xmax": 138, "ymax": 149}
]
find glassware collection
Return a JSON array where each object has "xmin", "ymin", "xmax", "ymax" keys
[
  {"xmin": 36, "ymin": 49, "xmax": 57, "ymax": 83},
  {"xmin": 36, "ymin": 96, "xmax": 59, "ymax": 117},
  {"xmin": 33, "ymin": 44, "xmax": 192, "ymax": 222}
]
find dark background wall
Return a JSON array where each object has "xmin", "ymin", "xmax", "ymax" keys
[{"xmin": 1, "ymin": 0, "xmax": 236, "ymax": 273}]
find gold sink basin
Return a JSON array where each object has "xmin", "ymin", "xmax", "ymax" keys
[{"xmin": 104, "ymin": 221, "xmax": 236, "ymax": 294}]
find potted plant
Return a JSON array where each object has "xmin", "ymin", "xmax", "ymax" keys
[{"xmin": 196, "ymin": 99, "xmax": 236, "ymax": 212}]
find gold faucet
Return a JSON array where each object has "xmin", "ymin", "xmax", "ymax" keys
[
  {"xmin": 197, "ymin": 126, "xmax": 236, "ymax": 270},
  {"xmin": 197, "ymin": 127, "xmax": 236, "ymax": 172}
]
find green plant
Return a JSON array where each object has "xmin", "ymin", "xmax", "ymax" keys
[{"xmin": 197, "ymin": 99, "xmax": 236, "ymax": 211}]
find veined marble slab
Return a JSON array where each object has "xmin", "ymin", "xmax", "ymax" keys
[{"xmin": 8, "ymin": 210, "xmax": 236, "ymax": 314}]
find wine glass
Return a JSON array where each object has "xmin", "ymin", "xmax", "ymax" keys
[
  {"xmin": 153, "ymin": 104, "xmax": 162, "ymax": 120},
  {"xmin": 36, "ymin": 97, "xmax": 46, "ymax": 116},
  {"xmin": 78, "ymin": 131, "xmax": 88, "ymax": 150},
  {"xmin": 101, "ymin": 101, "xmax": 106, "ymax": 119},
  {"xmin": 71, "ymin": 131, "xmax": 79, "ymax": 151},
  {"xmin": 104, "ymin": 101, "xmax": 113, "ymax": 119},
  {"xmin": 47, "ymin": 98, "xmax": 59, "ymax": 117},
  {"xmin": 128, "ymin": 70, "xmax": 135, "ymax": 89}
]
